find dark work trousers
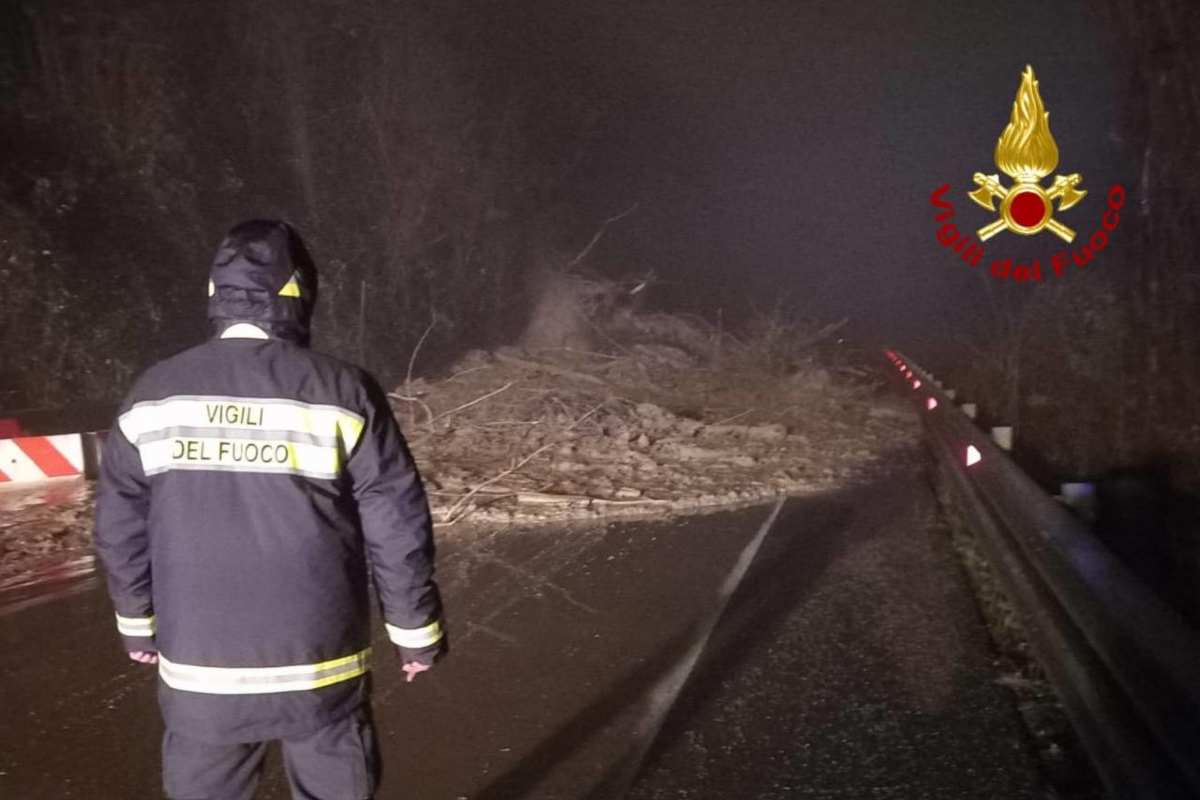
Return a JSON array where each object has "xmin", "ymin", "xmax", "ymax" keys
[{"xmin": 163, "ymin": 705, "xmax": 380, "ymax": 800}]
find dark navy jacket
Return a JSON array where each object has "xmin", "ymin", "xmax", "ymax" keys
[{"xmin": 94, "ymin": 221, "xmax": 444, "ymax": 743}]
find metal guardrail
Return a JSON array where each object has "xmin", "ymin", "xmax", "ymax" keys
[{"xmin": 886, "ymin": 350, "xmax": 1200, "ymax": 799}]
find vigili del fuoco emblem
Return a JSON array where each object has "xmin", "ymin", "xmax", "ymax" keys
[{"xmin": 968, "ymin": 65, "xmax": 1086, "ymax": 243}]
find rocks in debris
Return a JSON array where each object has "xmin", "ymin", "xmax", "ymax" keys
[
  {"xmin": 701, "ymin": 423, "xmax": 788, "ymax": 441},
  {"xmin": 746, "ymin": 423, "xmax": 787, "ymax": 441},
  {"xmin": 653, "ymin": 440, "xmax": 724, "ymax": 462},
  {"xmin": 634, "ymin": 402, "xmax": 676, "ymax": 431},
  {"xmin": 386, "ymin": 312, "xmax": 922, "ymax": 525}
]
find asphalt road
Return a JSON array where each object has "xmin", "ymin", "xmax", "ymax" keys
[{"xmin": 0, "ymin": 452, "xmax": 1041, "ymax": 799}]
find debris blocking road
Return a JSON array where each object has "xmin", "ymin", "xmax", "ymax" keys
[{"xmin": 393, "ymin": 312, "xmax": 917, "ymax": 525}]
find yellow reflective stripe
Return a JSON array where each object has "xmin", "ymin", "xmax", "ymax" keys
[
  {"xmin": 336, "ymin": 414, "xmax": 365, "ymax": 455},
  {"xmin": 120, "ymin": 397, "xmax": 364, "ymax": 443},
  {"xmin": 158, "ymin": 648, "xmax": 371, "ymax": 695},
  {"xmin": 137, "ymin": 437, "xmax": 341, "ymax": 479},
  {"xmin": 118, "ymin": 396, "xmax": 366, "ymax": 477},
  {"xmin": 386, "ymin": 620, "xmax": 443, "ymax": 649},
  {"xmin": 116, "ymin": 613, "xmax": 156, "ymax": 637},
  {"xmin": 278, "ymin": 273, "xmax": 302, "ymax": 297}
]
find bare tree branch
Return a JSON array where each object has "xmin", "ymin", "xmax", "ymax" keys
[
  {"xmin": 428, "ymin": 381, "xmax": 516, "ymax": 425},
  {"xmin": 406, "ymin": 315, "xmax": 437, "ymax": 393},
  {"xmin": 563, "ymin": 202, "xmax": 640, "ymax": 271}
]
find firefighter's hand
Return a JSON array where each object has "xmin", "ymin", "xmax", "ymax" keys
[
  {"xmin": 128, "ymin": 650, "xmax": 159, "ymax": 665},
  {"xmin": 402, "ymin": 661, "xmax": 432, "ymax": 683}
]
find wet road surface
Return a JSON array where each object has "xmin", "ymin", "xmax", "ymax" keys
[{"xmin": 0, "ymin": 454, "xmax": 1041, "ymax": 798}]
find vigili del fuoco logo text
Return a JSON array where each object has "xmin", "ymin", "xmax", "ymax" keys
[{"xmin": 930, "ymin": 65, "xmax": 1126, "ymax": 282}]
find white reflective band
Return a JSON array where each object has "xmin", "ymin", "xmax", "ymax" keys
[
  {"xmin": 136, "ymin": 436, "xmax": 341, "ymax": 479},
  {"xmin": 220, "ymin": 323, "xmax": 270, "ymax": 340},
  {"xmin": 386, "ymin": 620, "xmax": 444, "ymax": 649},
  {"xmin": 158, "ymin": 648, "xmax": 372, "ymax": 695},
  {"xmin": 120, "ymin": 396, "xmax": 364, "ymax": 447},
  {"xmin": 119, "ymin": 396, "xmax": 365, "ymax": 479},
  {"xmin": 116, "ymin": 613, "xmax": 156, "ymax": 638}
]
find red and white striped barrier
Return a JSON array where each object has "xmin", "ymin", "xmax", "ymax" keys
[{"xmin": 0, "ymin": 434, "xmax": 87, "ymax": 484}]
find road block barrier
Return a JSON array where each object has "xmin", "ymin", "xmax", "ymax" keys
[
  {"xmin": 0, "ymin": 434, "xmax": 87, "ymax": 483},
  {"xmin": 0, "ymin": 404, "xmax": 113, "ymax": 486}
]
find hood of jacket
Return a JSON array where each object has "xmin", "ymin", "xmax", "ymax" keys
[{"xmin": 207, "ymin": 220, "xmax": 318, "ymax": 345}]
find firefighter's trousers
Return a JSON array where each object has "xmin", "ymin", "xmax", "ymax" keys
[{"xmin": 163, "ymin": 704, "xmax": 379, "ymax": 800}]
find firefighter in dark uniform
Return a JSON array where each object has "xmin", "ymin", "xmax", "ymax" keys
[{"xmin": 94, "ymin": 219, "xmax": 445, "ymax": 800}]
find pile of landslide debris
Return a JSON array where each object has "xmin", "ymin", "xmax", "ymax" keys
[
  {"xmin": 393, "ymin": 310, "xmax": 917, "ymax": 525},
  {"xmin": 0, "ymin": 309, "xmax": 918, "ymax": 586}
]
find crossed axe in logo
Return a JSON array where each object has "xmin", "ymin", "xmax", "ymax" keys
[{"xmin": 968, "ymin": 173, "xmax": 1086, "ymax": 243}]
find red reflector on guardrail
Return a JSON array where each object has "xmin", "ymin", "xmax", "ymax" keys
[
  {"xmin": 966, "ymin": 445, "xmax": 982, "ymax": 467},
  {"xmin": 926, "ymin": 397, "xmax": 938, "ymax": 410}
]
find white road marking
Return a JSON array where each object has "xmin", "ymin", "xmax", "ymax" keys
[{"xmin": 613, "ymin": 496, "xmax": 787, "ymax": 795}]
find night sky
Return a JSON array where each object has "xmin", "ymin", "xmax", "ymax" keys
[{"xmin": 494, "ymin": 0, "xmax": 1130, "ymax": 351}]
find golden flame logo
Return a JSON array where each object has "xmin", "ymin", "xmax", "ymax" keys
[
  {"xmin": 996, "ymin": 66, "xmax": 1058, "ymax": 182},
  {"xmin": 968, "ymin": 65, "xmax": 1085, "ymax": 242}
]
